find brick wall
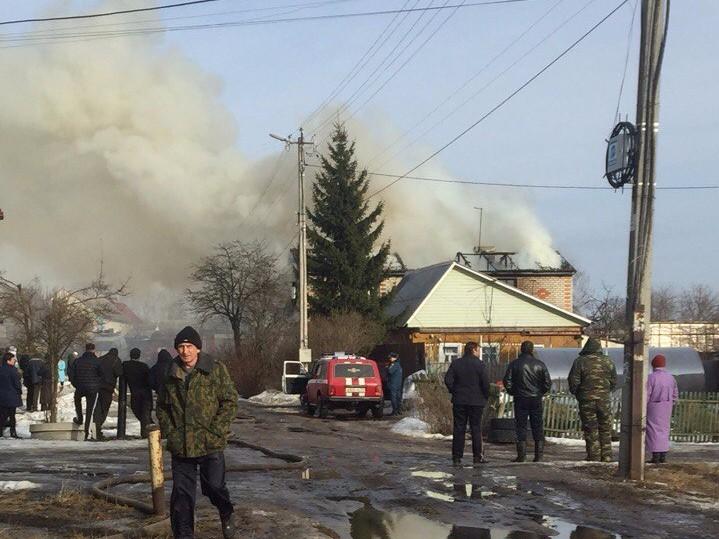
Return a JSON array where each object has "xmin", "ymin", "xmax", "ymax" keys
[{"xmin": 516, "ymin": 275, "xmax": 573, "ymax": 312}]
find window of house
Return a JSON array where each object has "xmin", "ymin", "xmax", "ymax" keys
[
  {"xmin": 440, "ymin": 343, "xmax": 462, "ymax": 363},
  {"xmin": 480, "ymin": 344, "xmax": 500, "ymax": 365}
]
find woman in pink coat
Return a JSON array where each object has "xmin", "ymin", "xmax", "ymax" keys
[{"xmin": 646, "ymin": 354, "xmax": 679, "ymax": 463}]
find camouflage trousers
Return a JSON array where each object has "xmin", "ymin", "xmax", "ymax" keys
[{"xmin": 578, "ymin": 398, "xmax": 613, "ymax": 461}]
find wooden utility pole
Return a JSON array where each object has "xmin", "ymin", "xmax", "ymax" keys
[
  {"xmin": 270, "ymin": 129, "xmax": 314, "ymax": 363},
  {"xmin": 619, "ymin": 0, "xmax": 669, "ymax": 480}
]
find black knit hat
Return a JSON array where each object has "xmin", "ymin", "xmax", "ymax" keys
[
  {"xmin": 130, "ymin": 348, "xmax": 141, "ymax": 359},
  {"xmin": 174, "ymin": 326, "xmax": 202, "ymax": 350}
]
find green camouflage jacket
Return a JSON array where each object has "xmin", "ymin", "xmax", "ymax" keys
[
  {"xmin": 156, "ymin": 354, "xmax": 238, "ymax": 458},
  {"xmin": 568, "ymin": 352, "xmax": 617, "ymax": 401}
]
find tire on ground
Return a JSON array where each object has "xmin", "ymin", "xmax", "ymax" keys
[
  {"xmin": 490, "ymin": 417, "xmax": 516, "ymax": 431},
  {"xmin": 487, "ymin": 428, "xmax": 516, "ymax": 444}
]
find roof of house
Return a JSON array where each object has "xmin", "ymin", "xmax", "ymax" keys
[
  {"xmin": 385, "ymin": 261, "xmax": 590, "ymax": 328},
  {"xmin": 107, "ymin": 302, "xmax": 144, "ymax": 326}
]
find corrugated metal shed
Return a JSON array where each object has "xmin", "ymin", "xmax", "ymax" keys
[{"xmin": 536, "ymin": 347, "xmax": 707, "ymax": 392}]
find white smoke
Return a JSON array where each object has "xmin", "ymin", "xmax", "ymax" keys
[{"xmin": 0, "ymin": 7, "xmax": 559, "ymax": 314}]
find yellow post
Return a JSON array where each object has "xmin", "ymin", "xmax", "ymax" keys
[{"xmin": 147, "ymin": 424, "xmax": 165, "ymax": 515}]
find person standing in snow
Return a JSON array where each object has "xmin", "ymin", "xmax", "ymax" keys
[
  {"xmin": 444, "ymin": 342, "xmax": 490, "ymax": 466},
  {"xmin": 150, "ymin": 348, "xmax": 173, "ymax": 397},
  {"xmin": 387, "ymin": 352, "xmax": 403, "ymax": 416},
  {"xmin": 156, "ymin": 326, "xmax": 239, "ymax": 539},
  {"xmin": 123, "ymin": 348, "xmax": 153, "ymax": 438},
  {"xmin": 568, "ymin": 338, "xmax": 617, "ymax": 462},
  {"xmin": 0, "ymin": 352, "xmax": 22, "ymax": 438},
  {"xmin": 57, "ymin": 357, "xmax": 67, "ymax": 390},
  {"xmin": 22, "ymin": 356, "xmax": 45, "ymax": 412},
  {"xmin": 646, "ymin": 354, "xmax": 678, "ymax": 464},
  {"xmin": 97, "ymin": 347, "xmax": 123, "ymax": 430},
  {"xmin": 69, "ymin": 343, "xmax": 104, "ymax": 440},
  {"xmin": 503, "ymin": 341, "xmax": 552, "ymax": 463}
]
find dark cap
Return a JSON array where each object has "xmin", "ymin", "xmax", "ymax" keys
[
  {"xmin": 174, "ymin": 326, "xmax": 202, "ymax": 350},
  {"xmin": 130, "ymin": 348, "xmax": 141, "ymax": 360}
]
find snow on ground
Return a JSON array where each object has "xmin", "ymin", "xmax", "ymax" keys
[
  {"xmin": 391, "ymin": 417, "xmax": 451, "ymax": 440},
  {"xmin": 0, "ymin": 481, "xmax": 41, "ymax": 491},
  {"xmin": 247, "ymin": 390, "xmax": 300, "ymax": 407},
  {"xmin": 9, "ymin": 385, "xmax": 142, "ymax": 440}
]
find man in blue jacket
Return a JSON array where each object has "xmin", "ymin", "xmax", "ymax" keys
[
  {"xmin": 444, "ymin": 342, "xmax": 490, "ymax": 465},
  {"xmin": 387, "ymin": 353, "xmax": 403, "ymax": 416},
  {"xmin": 0, "ymin": 352, "xmax": 23, "ymax": 438}
]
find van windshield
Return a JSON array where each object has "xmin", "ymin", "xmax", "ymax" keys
[{"xmin": 334, "ymin": 363, "xmax": 374, "ymax": 378}]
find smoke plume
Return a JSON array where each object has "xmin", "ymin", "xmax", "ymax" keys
[{"xmin": 0, "ymin": 11, "xmax": 559, "ymax": 315}]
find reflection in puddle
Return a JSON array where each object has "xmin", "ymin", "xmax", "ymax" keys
[
  {"xmin": 412, "ymin": 471, "xmax": 453, "ymax": 480},
  {"xmin": 349, "ymin": 505, "xmax": 619, "ymax": 539}
]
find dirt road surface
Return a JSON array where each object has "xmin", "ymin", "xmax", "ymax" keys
[{"xmin": 0, "ymin": 402, "xmax": 716, "ymax": 538}]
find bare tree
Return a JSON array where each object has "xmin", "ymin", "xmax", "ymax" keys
[
  {"xmin": 679, "ymin": 284, "xmax": 719, "ymax": 322},
  {"xmin": 0, "ymin": 269, "xmax": 127, "ymax": 421},
  {"xmin": 186, "ymin": 241, "xmax": 288, "ymax": 356},
  {"xmin": 309, "ymin": 312, "xmax": 386, "ymax": 357},
  {"xmin": 652, "ymin": 284, "xmax": 678, "ymax": 321},
  {"xmin": 572, "ymin": 271, "xmax": 594, "ymax": 317},
  {"xmin": 585, "ymin": 284, "xmax": 626, "ymax": 344}
]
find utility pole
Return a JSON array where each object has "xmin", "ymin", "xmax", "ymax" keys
[
  {"xmin": 473, "ymin": 206, "xmax": 483, "ymax": 253},
  {"xmin": 270, "ymin": 128, "xmax": 314, "ymax": 364},
  {"xmin": 618, "ymin": 0, "xmax": 669, "ymax": 480}
]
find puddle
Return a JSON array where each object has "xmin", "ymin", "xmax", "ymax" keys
[
  {"xmin": 348, "ymin": 504, "xmax": 621, "ymax": 539},
  {"xmin": 411, "ymin": 471, "xmax": 453, "ymax": 480}
]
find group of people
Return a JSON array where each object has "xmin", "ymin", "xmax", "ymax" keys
[
  {"xmin": 444, "ymin": 338, "xmax": 678, "ymax": 466},
  {"xmin": 69, "ymin": 343, "xmax": 174, "ymax": 441}
]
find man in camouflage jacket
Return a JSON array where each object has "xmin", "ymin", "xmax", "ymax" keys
[
  {"xmin": 568, "ymin": 337, "xmax": 617, "ymax": 462},
  {"xmin": 156, "ymin": 326, "xmax": 239, "ymax": 539}
]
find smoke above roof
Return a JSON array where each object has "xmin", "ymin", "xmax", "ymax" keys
[{"xmin": 0, "ymin": 10, "xmax": 560, "ymax": 306}]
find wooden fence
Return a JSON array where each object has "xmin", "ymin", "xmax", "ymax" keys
[{"xmin": 497, "ymin": 392, "xmax": 719, "ymax": 442}]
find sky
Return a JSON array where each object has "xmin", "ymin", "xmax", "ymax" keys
[{"xmin": 0, "ymin": 0, "xmax": 716, "ymax": 306}]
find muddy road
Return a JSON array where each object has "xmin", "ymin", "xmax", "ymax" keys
[{"xmin": 0, "ymin": 403, "xmax": 716, "ymax": 538}]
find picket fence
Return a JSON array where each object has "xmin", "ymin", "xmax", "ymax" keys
[{"xmin": 497, "ymin": 392, "xmax": 719, "ymax": 443}]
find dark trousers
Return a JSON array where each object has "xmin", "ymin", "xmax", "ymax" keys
[
  {"xmin": 98, "ymin": 387, "xmax": 114, "ymax": 426},
  {"xmin": 74, "ymin": 389, "xmax": 101, "ymax": 438},
  {"xmin": 452, "ymin": 404, "xmax": 484, "ymax": 460},
  {"xmin": 26, "ymin": 383, "xmax": 42, "ymax": 411},
  {"xmin": 514, "ymin": 396, "xmax": 544, "ymax": 442},
  {"xmin": 0, "ymin": 406, "xmax": 17, "ymax": 436},
  {"xmin": 390, "ymin": 388, "xmax": 403, "ymax": 415},
  {"xmin": 129, "ymin": 390, "xmax": 153, "ymax": 438},
  {"xmin": 171, "ymin": 452, "xmax": 234, "ymax": 539}
]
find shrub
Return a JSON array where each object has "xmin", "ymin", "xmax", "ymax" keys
[{"xmin": 415, "ymin": 375, "xmax": 453, "ymax": 435}]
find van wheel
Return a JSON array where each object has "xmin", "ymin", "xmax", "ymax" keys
[
  {"xmin": 318, "ymin": 397, "xmax": 329, "ymax": 419},
  {"xmin": 371, "ymin": 405, "xmax": 384, "ymax": 419}
]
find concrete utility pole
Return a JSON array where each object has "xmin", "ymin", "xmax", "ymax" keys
[
  {"xmin": 619, "ymin": 0, "xmax": 669, "ymax": 481},
  {"xmin": 270, "ymin": 129, "xmax": 314, "ymax": 364}
]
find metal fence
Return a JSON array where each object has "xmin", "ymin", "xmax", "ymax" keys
[{"xmin": 497, "ymin": 391, "xmax": 719, "ymax": 442}]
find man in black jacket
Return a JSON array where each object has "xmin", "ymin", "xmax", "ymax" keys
[
  {"xmin": 22, "ymin": 356, "xmax": 46, "ymax": 412},
  {"xmin": 503, "ymin": 341, "xmax": 552, "ymax": 462},
  {"xmin": 123, "ymin": 348, "xmax": 153, "ymax": 438},
  {"xmin": 98, "ymin": 348, "xmax": 123, "ymax": 431},
  {"xmin": 444, "ymin": 342, "xmax": 490, "ymax": 466},
  {"xmin": 69, "ymin": 343, "xmax": 104, "ymax": 440}
]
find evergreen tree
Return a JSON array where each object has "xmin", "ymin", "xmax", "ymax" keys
[{"xmin": 307, "ymin": 123, "xmax": 390, "ymax": 318}]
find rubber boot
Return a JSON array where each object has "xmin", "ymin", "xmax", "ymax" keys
[
  {"xmin": 10, "ymin": 426, "xmax": 20, "ymax": 439},
  {"xmin": 659, "ymin": 452, "xmax": 667, "ymax": 464},
  {"xmin": 533, "ymin": 440, "xmax": 544, "ymax": 462},
  {"xmin": 513, "ymin": 442, "xmax": 526, "ymax": 462},
  {"xmin": 649, "ymin": 452, "xmax": 660, "ymax": 464}
]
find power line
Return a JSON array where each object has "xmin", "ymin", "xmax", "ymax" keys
[
  {"xmin": 301, "ymin": 0, "xmax": 415, "ymax": 128},
  {"xmin": 368, "ymin": 0, "xmax": 631, "ymax": 199},
  {"xmin": 0, "ymin": 1, "xmax": 536, "ymax": 48},
  {"xmin": 367, "ymin": 0, "xmax": 567, "ymax": 167},
  {"xmin": 613, "ymin": 0, "xmax": 639, "ymax": 123},
  {"xmin": 307, "ymin": 164, "xmax": 719, "ymax": 191},
  {"xmin": 372, "ymin": 0, "xmax": 599, "ymax": 170},
  {"xmin": 0, "ymin": 0, "xmax": 222, "ymax": 27}
]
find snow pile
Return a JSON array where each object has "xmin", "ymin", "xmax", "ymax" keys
[
  {"xmin": 247, "ymin": 390, "xmax": 300, "ymax": 407},
  {"xmin": 391, "ymin": 417, "xmax": 451, "ymax": 440},
  {"xmin": 402, "ymin": 370, "xmax": 427, "ymax": 402},
  {"xmin": 547, "ymin": 437, "xmax": 619, "ymax": 447},
  {"xmin": 0, "ymin": 481, "xmax": 41, "ymax": 491}
]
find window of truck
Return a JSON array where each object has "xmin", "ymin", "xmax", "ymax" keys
[{"xmin": 334, "ymin": 363, "xmax": 375, "ymax": 378}]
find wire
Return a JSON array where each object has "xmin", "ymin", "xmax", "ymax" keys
[
  {"xmin": 0, "ymin": 1, "xmax": 537, "ymax": 48},
  {"xmin": 372, "ymin": 0, "xmax": 599, "ymax": 170},
  {"xmin": 303, "ymin": 165, "xmax": 719, "ymax": 191},
  {"xmin": 367, "ymin": 0, "xmax": 566, "ymax": 167},
  {"xmin": 301, "ymin": 0, "xmax": 415, "ymax": 128},
  {"xmin": 613, "ymin": 0, "xmax": 639, "ymax": 123},
  {"xmin": 367, "ymin": 0, "xmax": 631, "ymax": 199},
  {"xmin": 0, "ymin": 0, "xmax": 222, "ymax": 27}
]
